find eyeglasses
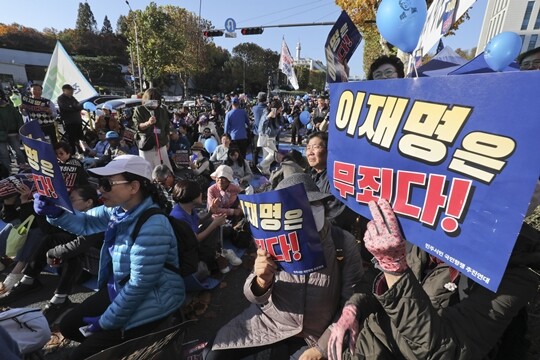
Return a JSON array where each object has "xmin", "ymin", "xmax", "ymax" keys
[
  {"xmin": 98, "ymin": 178, "xmax": 130, "ymax": 192},
  {"xmin": 520, "ymin": 59, "xmax": 540, "ymax": 70},
  {"xmin": 306, "ymin": 144, "xmax": 325, "ymax": 152},
  {"xmin": 373, "ymin": 69, "xmax": 397, "ymax": 79}
]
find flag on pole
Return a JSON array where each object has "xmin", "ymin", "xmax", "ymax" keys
[
  {"xmin": 42, "ymin": 41, "xmax": 98, "ymax": 102},
  {"xmin": 279, "ymin": 38, "xmax": 299, "ymax": 90},
  {"xmin": 436, "ymin": 39, "xmax": 445, "ymax": 54}
]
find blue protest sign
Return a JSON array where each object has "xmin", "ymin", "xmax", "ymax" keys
[
  {"xmin": 325, "ymin": 11, "xmax": 362, "ymax": 83},
  {"xmin": 19, "ymin": 120, "xmax": 74, "ymax": 213},
  {"xmin": 224, "ymin": 18, "xmax": 236, "ymax": 33},
  {"xmin": 328, "ymin": 72, "xmax": 540, "ymax": 292},
  {"xmin": 239, "ymin": 183, "xmax": 326, "ymax": 274}
]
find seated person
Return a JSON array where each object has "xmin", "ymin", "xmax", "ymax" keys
[
  {"xmin": 170, "ymin": 180, "xmax": 240, "ymax": 276},
  {"xmin": 89, "ymin": 131, "xmax": 129, "ymax": 169},
  {"xmin": 82, "ymin": 130, "xmax": 110, "ymax": 168},
  {"xmin": 328, "ymin": 199, "xmax": 540, "ymax": 360},
  {"xmin": 185, "ymin": 142, "xmax": 212, "ymax": 195},
  {"xmin": 210, "ymin": 134, "xmax": 231, "ymax": 166},
  {"xmin": 54, "ymin": 142, "xmax": 89, "ymax": 192},
  {"xmin": 207, "ymin": 165, "xmax": 243, "ymax": 222},
  {"xmin": 94, "ymin": 107, "xmax": 121, "ymax": 133},
  {"xmin": 168, "ymin": 127, "xmax": 190, "ymax": 155},
  {"xmin": 205, "ymin": 173, "xmax": 363, "ymax": 359},
  {"xmin": 0, "ymin": 185, "xmax": 104, "ymax": 325},
  {"xmin": 223, "ymin": 146, "xmax": 252, "ymax": 189},
  {"xmin": 151, "ymin": 164, "xmax": 178, "ymax": 213},
  {"xmin": 198, "ymin": 126, "xmax": 219, "ymax": 145},
  {"xmin": 197, "ymin": 114, "xmax": 219, "ymax": 142}
]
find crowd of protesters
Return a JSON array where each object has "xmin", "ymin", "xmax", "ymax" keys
[{"xmin": 0, "ymin": 47, "xmax": 538, "ymax": 359}]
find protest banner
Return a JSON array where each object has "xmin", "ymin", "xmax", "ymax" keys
[
  {"xmin": 328, "ymin": 72, "xmax": 540, "ymax": 291},
  {"xmin": 0, "ymin": 173, "xmax": 35, "ymax": 200},
  {"xmin": 325, "ymin": 10, "xmax": 362, "ymax": 83},
  {"xmin": 239, "ymin": 183, "xmax": 325, "ymax": 275},
  {"xmin": 408, "ymin": 0, "xmax": 477, "ymax": 73},
  {"xmin": 19, "ymin": 120, "xmax": 73, "ymax": 213}
]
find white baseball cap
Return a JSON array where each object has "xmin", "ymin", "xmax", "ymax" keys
[{"xmin": 88, "ymin": 155, "xmax": 153, "ymax": 181}]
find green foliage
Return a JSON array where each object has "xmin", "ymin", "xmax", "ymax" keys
[
  {"xmin": 0, "ymin": 23, "xmax": 56, "ymax": 53},
  {"xmin": 101, "ymin": 16, "xmax": 113, "ymax": 35},
  {"xmin": 73, "ymin": 55, "xmax": 125, "ymax": 87},
  {"xmin": 75, "ymin": 2, "xmax": 97, "ymax": 33}
]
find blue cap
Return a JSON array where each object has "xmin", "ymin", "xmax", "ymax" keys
[{"xmin": 106, "ymin": 131, "xmax": 119, "ymax": 140}]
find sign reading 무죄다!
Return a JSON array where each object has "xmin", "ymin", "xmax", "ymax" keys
[
  {"xmin": 328, "ymin": 72, "xmax": 540, "ymax": 292},
  {"xmin": 239, "ymin": 183, "xmax": 326, "ymax": 275},
  {"xmin": 19, "ymin": 120, "xmax": 74, "ymax": 213}
]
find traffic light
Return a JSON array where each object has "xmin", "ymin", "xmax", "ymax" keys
[
  {"xmin": 241, "ymin": 27, "xmax": 264, "ymax": 35},
  {"xmin": 203, "ymin": 30, "xmax": 224, "ymax": 37}
]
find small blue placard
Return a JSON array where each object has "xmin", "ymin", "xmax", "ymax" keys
[{"xmin": 224, "ymin": 18, "xmax": 236, "ymax": 32}]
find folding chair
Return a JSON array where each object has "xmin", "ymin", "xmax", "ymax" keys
[{"xmin": 85, "ymin": 319, "xmax": 197, "ymax": 360}]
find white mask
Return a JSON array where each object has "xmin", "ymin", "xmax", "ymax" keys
[{"xmin": 311, "ymin": 205, "xmax": 325, "ymax": 232}]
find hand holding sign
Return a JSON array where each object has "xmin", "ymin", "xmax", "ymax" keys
[
  {"xmin": 254, "ymin": 248, "xmax": 278, "ymax": 292},
  {"xmin": 364, "ymin": 199, "xmax": 408, "ymax": 274}
]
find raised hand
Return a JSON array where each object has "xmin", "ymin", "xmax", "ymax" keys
[{"xmin": 364, "ymin": 198, "xmax": 408, "ymax": 274}]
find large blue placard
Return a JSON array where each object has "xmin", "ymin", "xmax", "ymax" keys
[
  {"xmin": 328, "ymin": 72, "xmax": 540, "ymax": 291},
  {"xmin": 239, "ymin": 183, "xmax": 326, "ymax": 275},
  {"xmin": 19, "ymin": 120, "xmax": 73, "ymax": 213}
]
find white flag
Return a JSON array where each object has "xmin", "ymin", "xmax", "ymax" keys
[
  {"xmin": 279, "ymin": 38, "xmax": 299, "ymax": 90},
  {"xmin": 43, "ymin": 41, "xmax": 98, "ymax": 102}
]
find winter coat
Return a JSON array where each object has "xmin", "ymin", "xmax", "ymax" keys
[
  {"xmin": 48, "ymin": 196, "xmax": 185, "ymax": 331},
  {"xmin": 57, "ymin": 94, "xmax": 83, "ymax": 125},
  {"xmin": 212, "ymin": 222, "xmax": 363, "ymax": 357},
  {"xmin": 343, "ymin": 226, "xmax": 540, "ymax": 360},
  {"xmin": 132, "ymin": 105, "xmax": 170, "ymax": 148}
]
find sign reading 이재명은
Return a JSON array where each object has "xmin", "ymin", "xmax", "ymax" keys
[
  {"xmin": 328, "ymin": 72, "xmax": 540, "ymax": 292},
  {"xmin": 239, "ymin": 183, "xmax": 326, "ymax": 275}
]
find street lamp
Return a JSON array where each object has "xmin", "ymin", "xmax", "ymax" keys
[{"xmin": 125, "ymin": 0, "xmax": 143, "ymax": 93}]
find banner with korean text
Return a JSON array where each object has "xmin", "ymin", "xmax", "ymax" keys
[
  {"xmin": 328, "ymin": 72, "xmax": 540, "ymax": 291},
  {"xmin": 239, "ymin": 183, "xmax": 326, "ymax": 274},
  {"xmin": 19, "ymin": 120, "xmax": 73, "ymax": 213},
  {"xmin": 0, "ymin": 174, "xmax": 35, "ymax": 200},
  {"xmin": 325, "ymin": 10, "xmax": 362, "ymax": 83}
]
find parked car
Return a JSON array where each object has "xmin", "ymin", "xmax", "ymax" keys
[
  {"xmin": 79, "ymin": 94, "xmax": 124, "ymax": 107},
  {"xmin": 96, "ymin": 98, "xmax": 142, "ymax": 111}
]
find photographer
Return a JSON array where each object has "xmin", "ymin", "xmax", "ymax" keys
[{"xmin": 132, "ymin": 88, "xmax": 173, "ymax": 171}]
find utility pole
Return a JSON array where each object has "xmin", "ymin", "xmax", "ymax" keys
[{"xmin": 125, "ymin": 1, "xmax": 143, "ymax": 93}]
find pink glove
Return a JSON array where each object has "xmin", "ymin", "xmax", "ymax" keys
[
  {"xmin": 364, "ymin": 199, "xmax": 408, "ymax": 274},
  {"xmin": 328, "ymin": 304, "xmax": 359, "ymax": 360}
]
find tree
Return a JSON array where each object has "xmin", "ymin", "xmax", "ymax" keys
[
  {"xmin": 75, "ymin": 2, "xmax": 97, "ymax": 33},
  {"xmin": 455, "ymin": 47, "xmax": 476, "ymax": 60},
  {"xmin": 101, "ymin": 16, "xmax": 113, "ymax": 35},
  {"xmin": 336, "ymin": 0, "xmax": 470, "ymax": 75},
  {"xmin": 0, "ymin": 23, "xmax": 55, "ymax": 53}
]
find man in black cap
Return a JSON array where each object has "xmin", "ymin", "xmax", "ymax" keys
[{"xmin": 57, "ymin": 84, "xmax": 84, "ymax": 154}]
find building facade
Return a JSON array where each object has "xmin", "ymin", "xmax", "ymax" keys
[{"xmin": 476, "ymin": 0, "xmax": 540, "ymax": 55}]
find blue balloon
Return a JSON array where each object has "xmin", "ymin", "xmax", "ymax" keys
[
  {"xmin": 204, "ymin": 137, "xmax": 218, "ymax": 154},
  {"xmin": 376, "ymin": 0, "xmax": 427, "ymax": 53},
  {"xmin": 83, "ymin": 101, "xmax": 96, "ymax": 111},
  {"xmin": 299, "ymin": 111, "xmax": 311, "ymax": 125},
  {"xmin": 484, "ymin": 32, "xmax": 522, "ymax": 72},
  {"xmin": 306, "ymin": 123, "xmax": 313, "ymax": 130}
]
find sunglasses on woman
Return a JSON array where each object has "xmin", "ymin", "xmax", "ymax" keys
[{"xmin": 98, "ymin": 178, "xmax": 130, "ymax": 192}]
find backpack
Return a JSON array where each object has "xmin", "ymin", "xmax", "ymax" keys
[
  {"xmin": 131, "ymin": 208, "xmax": 199, "ymax": 277},
  {"xmin": 0, "ymin": 308, "xmax": 51, "ymax": 355}
]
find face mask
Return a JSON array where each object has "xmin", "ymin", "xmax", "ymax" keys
[{"xmin": 311, "ymin": 205, "xmax": 325, "ymax": 232}]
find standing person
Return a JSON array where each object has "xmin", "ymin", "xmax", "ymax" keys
[
  {"xmin": 311, "ymin": 95, "xmax": 329, "ymax": 132},
  {"xmin": 57, "ymin": 84, "xmax": 84, "ymax": 154},
  {"xmin": 33, "ymin": 155, "xmax": 185, "ymax": 359},
  {"xmin": 257, "ymin": 99, "xmax": 282, "ymax": 176},
  {"xmin": 21, "ymin": 83, "xmax": 58, "ymax": 144},
  {"xmin": 0, "ymin": 89, "xmax": 26, "ymax": 174},
  {"xmin": 251, "ymin": 92, "xmax": 267, "ymax": 166},
  {"xmin": 289, "ymin": 99, "xmax": 304, "ymax": 145},
  {"xmin": 132, "ymin": 88, "xmax": 173, "ymax": 171},
  {"xmin": 223, "ymin": 97, "xmax": 250, "ymax": 159}
]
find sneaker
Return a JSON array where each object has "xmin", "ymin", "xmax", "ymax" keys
[
  {"xmin": 0, "ymin": 279, "xmax": 42, "ymax": 305},
  {"xmin": 222, "ymin": 249, "xmax": 242, "ymax": 266},
  {"xmin": 0, "ymin": 273, "xmax": 24, "ymax": 295},
  {"xmin": 216, "ymin": 255, "xmax": 230, "ymax": 274},
  {"xmin": 43, "ymin": 298, "xmax": 73, "ymax": 325}
]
